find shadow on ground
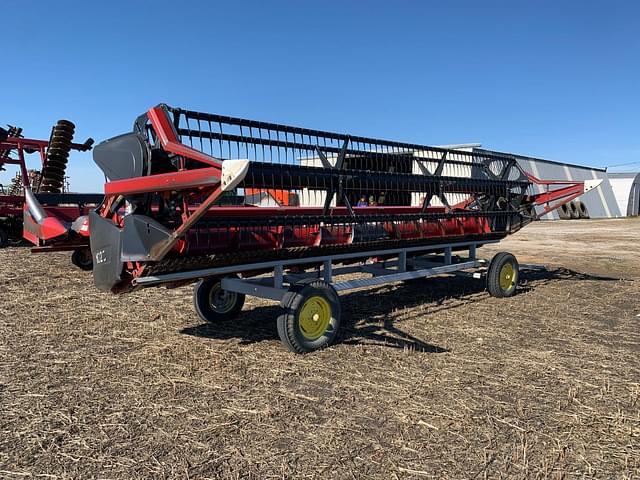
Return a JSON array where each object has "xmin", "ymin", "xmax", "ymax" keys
[{"xmin": 181, "ymin": 266, "xmax": 619, "ymax": 351}]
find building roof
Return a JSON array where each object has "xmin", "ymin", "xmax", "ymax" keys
[
  {"xmin": 608, "ymin": 172, "xmax": 640, "ymax": 179},
  {"xmin": 472, "ymin": 147, "xmax": 607, "ymax": 173}
]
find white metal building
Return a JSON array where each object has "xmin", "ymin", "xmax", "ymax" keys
[{"xmin": 608, "ymin": 172, "xmax": 640, "ymax": 217}]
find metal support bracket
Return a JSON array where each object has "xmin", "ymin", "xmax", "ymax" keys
[
  {"xmin": 321, "ymin": 137, "xmax": 351, "ymax": 215},
  {"xmin": 420, "ymin": 151, "xmax": 448, "ymax": 212}
]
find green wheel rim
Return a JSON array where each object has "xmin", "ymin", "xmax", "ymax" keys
[
  {"xmin": 499, "ymin": 263, "xmax": 515, "ymax": 291},
  {"xmin": 208, "ymin": 283, "xmax": 237, "ymax": 314},
  {"xmin": 298, "ymin": 295, "xmax": 331, "ymax": 340}
]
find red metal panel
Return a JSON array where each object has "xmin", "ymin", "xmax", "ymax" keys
[
  {"xmin": 530, "ymin": 184, "xmax": 583, "ymax": 205},
  {"xmin": 148, "ymin": 185, "xmax": 226, "ymax": 260},
  {"xmin": 525, "ymin": 173, "xmax": 587, "ymax": 216},
  {"xmin": 0, "ymin": 138, "xmax": 87, "ymax": 151},
  {"xmin": 147, "ymin": 106, "xmax": 223, "ymax": 171},
  {"xmin": 104, "ymin": 167, "xmax": 221, "ymax": 195}
]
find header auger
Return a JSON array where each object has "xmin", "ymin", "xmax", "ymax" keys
[{"xmin": 89, "ymin": 104, "xmax": 601, "ymax": 352}]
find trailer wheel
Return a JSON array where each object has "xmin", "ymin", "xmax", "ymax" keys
[
  {"xmin": 71, "ymin": 248, "xmax": 93, "ymax": 271},
  {"xmin": 277, "ymin": 280, "xmax": 341, "ymax": 353},
  {"xmin": 0, "ymin": 225, "xmax": 8, "ymax": 248},
  {"xmin": 487, "ymin": 252, "xmax": 519, "ymax": 298},
  {"xmin": 193, "ymin": 277, "xmax": 245, "ymax": 322}
]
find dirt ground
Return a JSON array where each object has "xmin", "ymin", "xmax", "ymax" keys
[{"xmin": 1, "ymin": 218, "xmax": 639, "ymax": 479}]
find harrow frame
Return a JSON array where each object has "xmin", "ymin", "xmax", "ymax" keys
[{"xmin": 0, "ymin": 126, "xmax": 99, "ymax": 264}]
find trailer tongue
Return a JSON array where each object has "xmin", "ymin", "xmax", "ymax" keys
[{"xmin": 89, "ymin": 104, "xmax": 601, "ymax": 352}]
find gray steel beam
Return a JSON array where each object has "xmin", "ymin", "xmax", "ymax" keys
[
  {"xmin": 332, "ymin": 260, "xmax": 481, "ymax": 292},
  {"xmin": 134, "ymin": 240, "xmax": 496, "ymax": 287},
  {"xmin": 221, "ymin": 277, "xmax": 286, "ymax": 301}
]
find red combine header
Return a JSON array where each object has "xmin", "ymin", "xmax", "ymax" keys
[
  {"xmin": 89, "ymin": 104, "xmax": 601, "ymax": 352},
  {"xmin": 0, "ymin": 122, "xmax": 101, "ymax": 268}
]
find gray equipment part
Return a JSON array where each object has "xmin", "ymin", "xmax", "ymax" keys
[
  {"xmin": 24, "ymin": 187, "xmax": 47, "ymax": 224},
  {"xmin": 71, "ymin": 215, "xmax": 87, "ymax": 233},
  {"xmin": 89, "ymin": 211, "xmax": 123, "ymax": 291},
  {"xmin": 121, "ymin": 214, "xmax": 172, "ymax": 261},
  {"xmin": 134, "ymin": 240, "xmax": 495, "ymax": 309},
  {"xmin": 93, "ymin": 132, "xmax": 150, "ymax": 181}
]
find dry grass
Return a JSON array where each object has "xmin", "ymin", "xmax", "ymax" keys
[{"xmin": 1, "ymin": 218, "xmax": 639, "ymax": 479}]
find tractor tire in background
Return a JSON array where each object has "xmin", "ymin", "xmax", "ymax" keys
[
  {"xmin": 558, "ymin": 203, "xmax": 571, "ymax": 220},
  {"xmin": 577, "ymin": 201, "xmax": 590, "ymax": 219},
  {"xmin": 568, "ymin": 201, "xmax": 580, "ymax": 219}
]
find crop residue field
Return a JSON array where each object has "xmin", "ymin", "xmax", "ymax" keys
[{"xmin": 1, "ymin": 218, "xmax": 639, "ymax": 478}]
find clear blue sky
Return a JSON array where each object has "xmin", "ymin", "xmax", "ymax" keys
[{"xmin": 3, "ymin": 0, "xmax": 639, "ymax": 192}]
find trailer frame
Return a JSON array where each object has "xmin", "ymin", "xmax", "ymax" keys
[
  {"xmin": 134, "ymin": 238, "xmax": 494, "ymax": 297},
  {"xmin": 131, "ymin": 238, "xmax": 519, "ymax": 353}
]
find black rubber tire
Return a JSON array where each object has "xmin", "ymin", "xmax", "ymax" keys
[
  {"xmin": 0, "ymin": 225, "xmax": 8, "ymax": 248},
  {"xmin": 486, "ymin": 252, "xmax": 519, "ymax": 298},
  {"xmin": 568, "ymin": 201, "xmax": 580, "ymax": 219},
  {"xmin": 71, "ymin": 248, "xmax": 93, "ymax": 271},
  {"xmin": 193, "ymin": 277, "xmax": 245, "ymax": 322},
  {"xmin": 277, "ymin": 279, "xmax": 341, "ymax": 354},
  {"xmin": 524, "ymin": 205, "xmax": 537, "ymax": 219},
  {"xmin": 577, "ymin": 201, "xmax": 590, "ymax": 219},
  {"xmin": 557, "ymin": 203, "xmax": 571, "ymax": 220}
]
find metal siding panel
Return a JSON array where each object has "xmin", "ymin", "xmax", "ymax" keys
[
  {"xmin": 567, "ymin": 167, "xmax": 619, "ymax": 218},
  {"xmin": 632, "ymin": 175, "xmax": 640, "ymax": 215},
  {"xmin": 609, "ymin": 177, "xmax": 632, "ymax": 214},
  {"xmin": 594, "ymin": 171, "xmax": 619, "ymax": 218},
  {"xmin": 568, "ymin": 167, "xmax": 605, "ymax": 218}
]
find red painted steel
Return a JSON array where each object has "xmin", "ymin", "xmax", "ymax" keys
[
  {"xmin": 525, "ymin": 173, "xmax": 588, "ymax": 217},
  {"xmin": 104, "ymin": 167, "xmax": 221, "ymax": 195},
  {"xmin": 147, "ymin": 106, "xmax": 223, "ymax": 171},
  {"xmin": 1, "ymin": 129, "xmax": 98, "ymax": 249}
]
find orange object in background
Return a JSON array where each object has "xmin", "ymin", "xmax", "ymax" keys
[{"xmin": 244, "ymin": 188, "xmax": 297, "ymax": 206}]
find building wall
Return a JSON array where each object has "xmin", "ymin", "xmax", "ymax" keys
[
  {"xmin": 609, "ymin": 177, "xmax": 634, "ymax": 215},
  {"xmin": 609, "ymin": 173, "xmax": 640, "ymax": 216},
  {"xmin": 519, "ymin": 159, "xmax": 620, "ymax": 219},
  {"xmin": 298, "ymin": 155, "xmax": 334, "ymax": 207}
]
